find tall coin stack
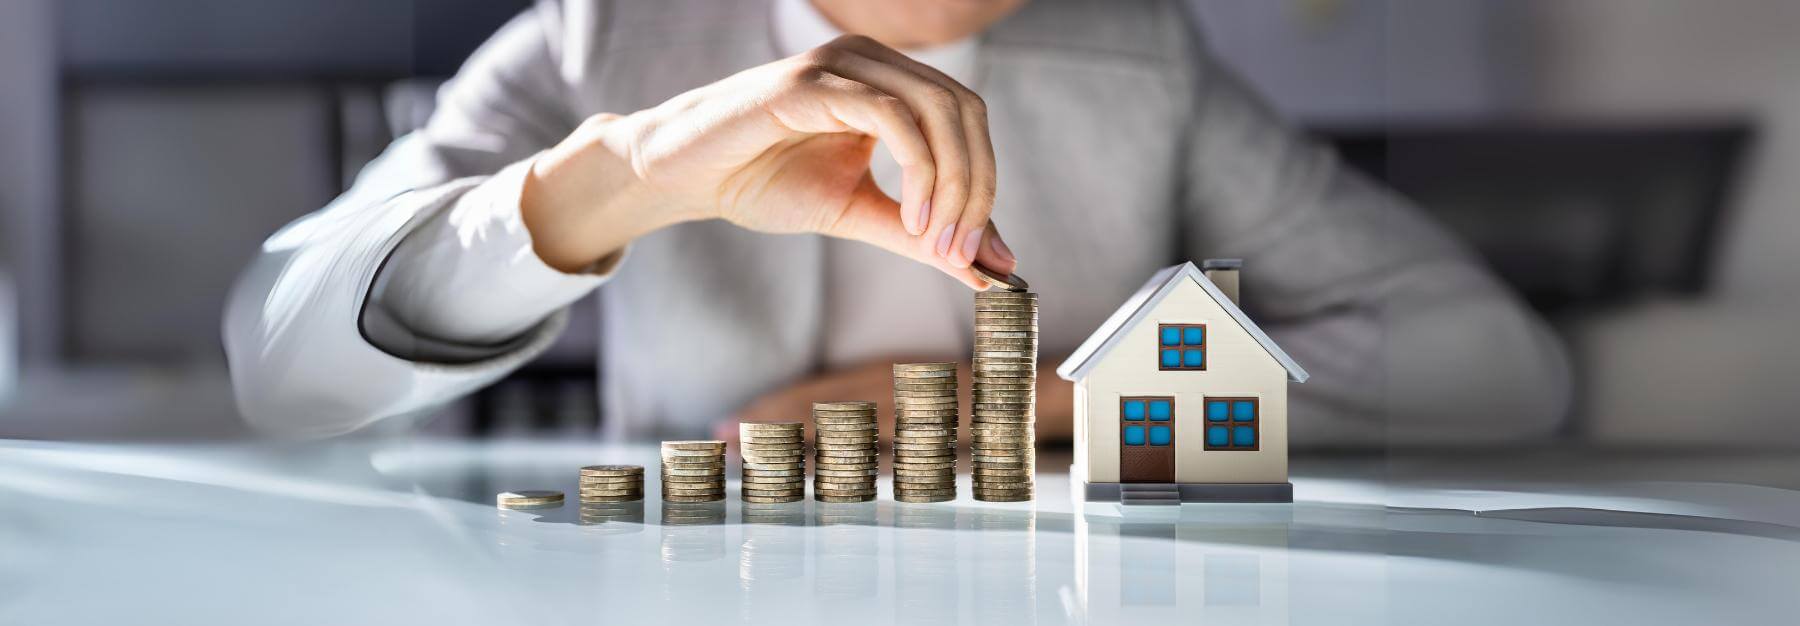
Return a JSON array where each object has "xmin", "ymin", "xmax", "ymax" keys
[
  {"xmin": 739, "ymin": 422, "xmax": 806, "ymax": 503},
  {"xmin": 971, "ymin": 290, "xmax": 1037, "ymax": 501},
  {"xmin": 660, "ymin": 440, "xmax": 726, "ymax": 502},
  {"xmin": 811, "ymin": 401, "xmax": 879, "ymax": 502},
  {"xmin": 891, "ymin": 362, "xmax": 960, "ymax": 503},
  {"xmin": 578, "ymin": 464, "xmax": 645, "ymax": 503}
]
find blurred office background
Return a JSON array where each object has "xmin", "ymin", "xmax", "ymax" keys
[{"xmin": 1, "ymin": 0, "xmax": 1796, "ymax": 448}]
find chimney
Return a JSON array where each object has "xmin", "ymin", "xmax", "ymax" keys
[{"xmin": 1202, "ymin": 258, "xmax": 1242, "ymax": 306}]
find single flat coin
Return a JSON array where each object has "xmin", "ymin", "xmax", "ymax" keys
[
  {"xmin": 894, "ymin": 473, "xmax": 956, "ymax": 483},
  {"xmin": 660, "ymin": 449, "xmax": 727, "ymax": 458},
  {"xmin": 742, "ymin": 494, "xmax": 805, "ymax": 504},
  {"xmin": 661, "ymin": 468, "xmax": 728, "ymax": 478},
  {"xmin": 972, "ymin": 493, "xmax": 1033, "ymax": 502},
  {"xmin": 973, "ymin": 470, "xmax": 1034, "ymax": 479},
  {"xmin": 579, "ymin": 476, "xmax": 645, "ymax": 486},
  {"xmin": 893, "ymin": 486, "xmax": 959, "ymax": 495},
  {"xmin": 740, "ymin": 421, "xmax": 804, "ymax": 431},
  {"xmin": 742, "ymin": 487, "xmax": 807, "ymax": 497},
  {"xmin": 812, "ymin": 422, "xmax": 879, "ymax": 431},
  {"xmin": 742, "ymin": 468, "xmax": 805, "ymax": 477},
  {"xmin": 895, "ymin": 493, "xmax": 956, "ymax": 503},
  {"xmin": 812, "ymin": 401, "xmax": 876, "ymax": 411},
  {"xmin": 662, "ymin": 494, "xmax": 725, "ymax": 503},
  {"xmin": 579, "ymin": 465, "xmax": 645, "ymax": 476},
  {"xmin": 896, "ymin": 428, "xmax": 964, "ymax": 437},
  {"xmin": 893, "ymin": 461, "xmax": 957, "ymax": 471},
  {"xmin": 497, "ymin": 490, "xmax": 565, "ymax": 509},
  {"xmin": 815, "ymin": 494, "xmax": 875, "ymax": 503},
  {"xmin": 971, "ymin": 262, "xmax": 1029, "ymax": 292},
  {"xmin": 662, "ymin": 471, "xmax": 723, "ymax": 482},
  {"xmin": 811, "ymin": 461, "xmax": 878, "ymax": 471},
  {"xmin": 578, "ymin": 494, "xmax": 644, "ymax": 503},
  {"xmin": 661, "ymin": 440, "xmax": 727, "ymax": 451},
  {"xmin": 814, "ymin": 488, "xmax": 878, "ymax": 498},
  {"xmin": 661, "ymin": 479, "xmax": 726, "ymax": 489},
  {"xmin": 814, "ymin": 468, "xmax": 880, "ymax": 477}
]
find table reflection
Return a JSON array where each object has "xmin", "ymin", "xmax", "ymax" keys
[
  {"xmin": 894, "ymin": 505, "xmax": 959, "ymax": 625},
  {"xmin": 739, "ymin": 502, "xmax": 806, "ymax": 622},
  {"xmin": 814, "ymin": 502, "xmax": 879, "ymax": 602},
  {"xmin": 1075, "ymin": 505, "xmax": 1292, "ymax": 625},
  {"xmin": 969, "ymin": 506, "xmax": 1038, "ymax": 625}
]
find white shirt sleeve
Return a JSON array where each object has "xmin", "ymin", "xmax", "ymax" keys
[{"xmin": 362, "ymin": 156, "xmax": 614, "ymax": 363}]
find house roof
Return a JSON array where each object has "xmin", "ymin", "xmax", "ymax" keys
[{"xmin": 1055, "ymin": 261, "xmax": 1309, "ymax": 383}]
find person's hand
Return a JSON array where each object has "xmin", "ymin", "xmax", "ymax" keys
[{"xmin": 522, "ymin": 35, "xmax": 1017, "ymax": 289}]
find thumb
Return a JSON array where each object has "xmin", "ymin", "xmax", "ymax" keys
[{"xmin": 826, "ymin": 176, "xmax": 990, "ymax": 290}]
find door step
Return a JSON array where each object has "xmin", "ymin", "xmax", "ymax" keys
[{"xmin": 1120, "ymin": 483, "xmax": 1182, "ymax": 506}]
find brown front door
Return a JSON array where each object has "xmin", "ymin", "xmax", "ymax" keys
[{"xmin": 1120, "ymin": 397, "xmax": 1175, "ymax": 482}]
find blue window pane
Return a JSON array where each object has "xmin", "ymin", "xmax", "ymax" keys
[
  {"xmin": 1183, "ymin": 349, "xmax": 1205, "ymax": 368},
  {"xmin": 1234, "ymin": 426, "xmax": 1256, "ymax": 447},
  {"xmin": 1207, "ymin": 401, "xmax": 1229, "ymax": 421},
  {"xmin": 1233, "ymin": 401, "xmax": 1256, "ymax": 421},
  {"xmin": 1148, "ymin": 425, "xmax": 1172, "ymax": 445},
  {"xmin": 1122, "ymin": 400, "xmax": 1146, "ymax": 421},
  {"xmin": 1160, "ymin": 349, "xmax": 1180, "ymax": 367},
  {"xmin": 1148, "ymin": 400, "xmax": 1172, "ymax": 421},
  {"xmin": 1207, "ymin": 426, "xmax": 1229, "ymax": 447},
  {"xmin": 1123, "ymin": 425, "xmax": 1146, "ymax": 446},
  {"xmin": 1184, "ymin": 327, "xmax": 1205, "ymax": 345},
  {"xmin": 1160, "ymin": 326, "xmax": 1181, "ymax": 346}
]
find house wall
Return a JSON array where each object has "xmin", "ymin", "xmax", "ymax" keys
[{"xmin": 1082, "ymin": 277, "xmax": 1289, "ymax": 484}]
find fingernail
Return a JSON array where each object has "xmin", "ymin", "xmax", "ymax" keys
[
  {"xmin": 990, "ymin": 235, "xmax": 1015, "ymax": 264},
  {"xmin": 935, "ymin": 226, "xmax": 956, "ymax": 257},
  {"xmin": 916, "ymin": 200, "xmax": 931, "ymax": 235},
  {"xmin": 960, "ymin": 227, "xmax": 984, "ymax": 263}
]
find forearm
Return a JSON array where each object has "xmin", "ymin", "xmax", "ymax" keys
[{"xmin": 519, "ymin": 114, "xmax": 701, "ymax": 273}]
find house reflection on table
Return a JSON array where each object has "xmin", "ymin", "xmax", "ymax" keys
[{"xmin": 1075, "ymin": 504, "xmax": 1292, "ymax": 625}]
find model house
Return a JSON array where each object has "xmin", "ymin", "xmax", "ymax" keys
[{"xmin": 1057, "ymin": 260, "xmax": 1308, "ymax": 504}]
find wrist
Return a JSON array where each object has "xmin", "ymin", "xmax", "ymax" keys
[{"xmin": 520, "ymin": 113, "xmax": 689, "ymax": 273}]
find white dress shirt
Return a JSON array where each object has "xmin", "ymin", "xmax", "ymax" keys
[{"xmin": 224, "ymin": 0, "xmax": 1572, "ymax": 443}]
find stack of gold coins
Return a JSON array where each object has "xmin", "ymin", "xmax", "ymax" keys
[
  {"xmin": 811, "ymin": 401, "xmax": 879, "ymax": 502},
  {"xmin": 660, "ymin": 441, "xmax": 726, "ymax": 502},
  {"xmin": 578, "ymin": 464, "xmax": 645, "ymax": 504},
  {"xmin": 891, "ymin": 362, "xmax": 959, "ymax": 502},
  {"xmin": 739, "ymin": 422, "xmax": 806, "ymax": 503},
  {"xmin": 971, "ymin": 289, "xmax": 1037, "ymax": 501}
]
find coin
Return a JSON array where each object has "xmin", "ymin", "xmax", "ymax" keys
[
  {"xmin": 895, "ymin": 493, "xmax": 955, "ymax": 503},
  {"xmin": 813, "ymin": 401, "xmax": 876, "ymax": 411},
  {"xmin": 662, "ymin": 440, "xmax": 726, "ymax": 450},
  {"xmin": 740, "ymin": 421, "xmax": 803, "ymax": 431},
  {"xmin": 579, "ymin": 494, "xmax": 644, "ymax": 504},
  {"xmin": 663, "ymin": 494, "xmax": 725, "ymax": 503},
  {"xmin": 743, "ymin": 494, "xmax": 804, "ymax": 504},
  {"xmin": 497, "ymin": 490, "xmax": 564, "ymax": 509},
  {"xmin": 580, "ymin": 465, "xmax": 645, "ymax": 477}
]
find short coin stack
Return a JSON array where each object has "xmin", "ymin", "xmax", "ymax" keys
[
  {"xmin": 971, "ymin": 289, "xmax": 1038, "ymax": 501},
  {"xmin": 739, "ymin": 422, "xmax": 806, "ymax": 503},
  {"xmin": 578, "ymin": 464, "xmax": 645, "ymax": 503},
  {"xmin": 811, "ymin": 401, "xmax": 879, "ymax": 502},
  {"xmin": 660, "ymin": 441, "xmax": 726, "ymax": 502},
  {"xmin": 891, "ymin": 362, "xmax": 960, "ymax": 503}
]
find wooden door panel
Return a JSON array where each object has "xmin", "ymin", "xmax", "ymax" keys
[{"xmin": 1120, "ymin": 397, "xmax": 1175, "ymax": 483}]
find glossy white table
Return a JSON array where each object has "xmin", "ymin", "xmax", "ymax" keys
[{"xmin": 2, "ymin": 439, "xmax": 1795, "ymax": 625}]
